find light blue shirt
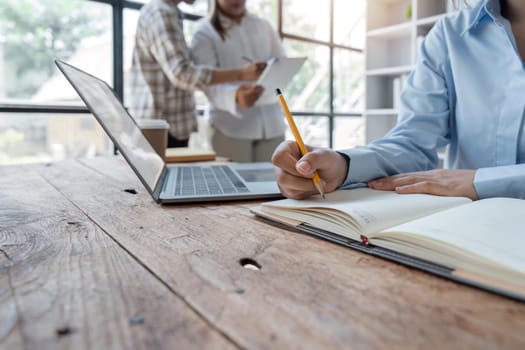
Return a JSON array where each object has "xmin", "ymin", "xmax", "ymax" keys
[{"xmin": 341, "ymin": 0, "xmax": 525, "ymax": 199}]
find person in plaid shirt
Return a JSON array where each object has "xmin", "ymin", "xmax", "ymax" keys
[{"xmin": 128, "ymin": 0, "xmax": 265, "ymax": 147}]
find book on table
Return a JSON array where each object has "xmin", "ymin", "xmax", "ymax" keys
[
  {"xmin": 251, "ymin": 188, "xmax": 525, "ymax": 301},
  {"xmin": 165, "ymin": 147, "xmax": 216, "ymax": 163}
]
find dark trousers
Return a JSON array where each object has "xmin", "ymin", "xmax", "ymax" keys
[{"xmin": 167, "ymin": 133, "xmax": 189, "ymax": 148}]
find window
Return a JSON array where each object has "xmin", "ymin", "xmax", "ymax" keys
[
  {"xmin": 0, "ymin": 0, "xmax": 113, "ymax": 164},
  {"xmin": 0, "ymin": 0, "xmax": 365, "ymax": 164},
  {"xmin": 0, "ymin": 0, "xmax": 112, "ymax": 104},
  {"xmin": 333, "ymin": 48, "xmax": 365, "ymax": 112},
  {"xmin": 279, "ymin": 0, "xmax": 365, "ymax": 147},
  {"xmin": 334, "ymin": 0, "xmax": 365, "ymax": 50},
  {"xmin": 287, "ymin": 116, "xmax": 330, "ymax": 148}
]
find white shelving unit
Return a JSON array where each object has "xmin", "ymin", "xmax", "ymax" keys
[{"xmin": 365, "ymin": 0, "xmax": 453, "ymax": 143}]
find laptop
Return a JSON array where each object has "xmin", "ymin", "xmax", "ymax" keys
[{"xmin": 55, "ymin": 59, "xmax": 283, "ymax": 204}]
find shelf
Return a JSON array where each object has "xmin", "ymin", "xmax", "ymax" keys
[
  {"xmin": 417, "ymin": 14, "xmax": 445, "ymax": 26},
  {"xmin": 367, "ymin": 21, "xmax": 412, "ymax": 39},
  {"xmin": 366, "ymin": 65, "xmax": 415, "ymax": 76},
  {"xmin": 365, "ymin": 0, "xmax": 451, "ymax": 145},
  {"xmin": 366, "ymin": 109, "xmax": 398, "ymax": 116}
]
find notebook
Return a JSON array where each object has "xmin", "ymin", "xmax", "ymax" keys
[
  {"xmin": 252, "ymin": 188, "xmax": 525, "ymax": 301},
  {"xmin": 55, "ymin": 59, "xmax": 283, "ymax": 204},
  {"xmin": 165, "ymin": 147, "xmax": 216, "ymax": 163},
  {"xmin": 255, "ymin": 57, "xmax": 306, "ymax": 105}
]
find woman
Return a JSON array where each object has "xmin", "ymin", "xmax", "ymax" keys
[
  {"xmin": 190, "ymin": 0, "xmax": 286, "ymax": 162},
  {"xmin": 128, "ymin": 0, "xmax": 266, "ymax": 148},
  {"xmin": 272, "ymin": 0, "xmax": 525, "ymax": 200}
]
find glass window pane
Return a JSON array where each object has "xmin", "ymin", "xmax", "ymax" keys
[
  {"xmin": 124, "ymin": 8, "xmax": 140, "ymax": 101},
  {"xmin": 189, "ymin": 115, "xmax": 214, "ymax": 150},
  {"xmin": 334, "ymin": 0, "xmax": 365, "ymax": 49},
  {"xmin": 247, "ymin": 0, "xmax": 278, "ymax": 28},
  {"xmin": 0, "ymin": 0, "xmax": 112, "ymax": 104},
  {"xmin": 285, "ymin": 116, "xmax": 329, "ymax": 148},
  {"xmin": 333, "ymin": 117, "xmax": 365, "ymax": 149},
  {"xmin": 0, "ymin": 113, "xmax": 111, "ymax": 165},
  {"xmin": 282, "ymin": 0, "xmax": 330, "ymax": 42},
  {"xmin": 333, "ymin": 49, "xmax": 365, "ymax": 112},
  {"xmin": 130, "ymin": 0, "xmax": 208, "ymax": 16},
  {"xmin": 183, "ymin": 18, "xmax": 204, "ymax": 45},
  {"xmin": 184, "ymin": 16, "xmax": 209, "ymax": 109},
  {"xmin": 177, "ymin": 0, "xmax": 209, "ymax": 17},
  {"xmin": 282, "ymin": 40, "xmax": 330, "ymax": 112}
]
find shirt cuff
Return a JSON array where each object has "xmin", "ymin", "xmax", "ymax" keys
[
  {"xmin": 337, "ymin": 147, "xmax": 382, "ymax": 189},
  {"xmin": 335, "ymin": 151, "xmax": 366, "ymax": 190},
  {"xmin": 195, "ymin": 67, "xmax": 213, "ymax": 89},
  {"xmin": 474, "ymin": 165, "xmax": 525, "ymax": 199}
]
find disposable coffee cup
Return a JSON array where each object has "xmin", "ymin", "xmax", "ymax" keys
[{"xmin": 136, "ymin": 119, "xmax": 169, "ymax": 159}]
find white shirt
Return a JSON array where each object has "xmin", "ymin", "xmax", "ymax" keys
[{"xmin": 190, "ymin": 12, "xmax": 286, "ymax": 140}]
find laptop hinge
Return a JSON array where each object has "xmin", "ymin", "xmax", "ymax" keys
[{"xmin": 152, "ymin": 166, "xmax": 168, "ymax": 203}]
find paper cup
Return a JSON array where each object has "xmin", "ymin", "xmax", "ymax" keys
[{"xmin": 136, "ymin": 119, "xmax": 169, "ymax": 159}]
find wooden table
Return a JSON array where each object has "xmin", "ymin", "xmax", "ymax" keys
[{"xmin": 1, "ymin": 156, "xmax": 524, "ymax": 350}]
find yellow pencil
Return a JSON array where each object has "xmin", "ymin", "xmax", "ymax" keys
[{"xmin": 275, "ymin": 88, "xmax": 325, "ymax": 199}]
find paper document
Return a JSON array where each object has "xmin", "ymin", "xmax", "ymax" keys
[{"xmin": 255, "ymin": 57, "xmax": 307, "ymax": 105}]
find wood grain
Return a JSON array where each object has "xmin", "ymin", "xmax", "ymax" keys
[
  {"xmin": 0, "ymin": 164, "xmax": 234, "ymax": 350},
  {"xmin": 30, "ymin": 157, "xmax": 525, "ymax": 350}
]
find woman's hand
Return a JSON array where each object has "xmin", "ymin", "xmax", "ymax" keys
[
  {"xmin": 240, "ymin": 62, "xmax": 267, "ymax": 81},
  {"xmin": 236, "ymin": 84, "xmax": 264, "ymax": 108},
  {"xmin": 368, "ymin": 169, "xmax": 479, "ymax": 200},
  {"xmin": 272, "ymin": 141, "xmax": 349, "ymax": 199}
]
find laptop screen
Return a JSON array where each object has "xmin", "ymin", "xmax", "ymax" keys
[{"xmin": 56, "ymin": 60, "xmax": 164, "ymax": 193}]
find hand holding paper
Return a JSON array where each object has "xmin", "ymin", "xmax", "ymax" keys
[
  {"xmin": 240, "ymin": 61, "xmax": 267, "ymax": 81},
  {"xmin": 255, "ymin": 57, "xmax": 306, "ymax": 105},
  {"xmin": 236, "ymin": 84, "xmax": 264, "ymax": 108}
]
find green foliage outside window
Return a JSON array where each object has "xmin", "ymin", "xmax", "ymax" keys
[{"xmin": 0, "ymin": 0, "xmax": 107, "ymax": 99}]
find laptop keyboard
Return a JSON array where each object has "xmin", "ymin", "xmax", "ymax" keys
[{"xmin": 173, "ymin": 166, "xmax": 249, "ymax": 196}]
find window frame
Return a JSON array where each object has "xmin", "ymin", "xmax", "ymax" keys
[{"xmin": 277, "ymin": 0, "xmax": 364, "ymax": 146}]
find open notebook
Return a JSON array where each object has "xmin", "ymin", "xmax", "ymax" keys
[{"xmin": 252, "ymin": 188, "xmax": 525, "ymax": 301}]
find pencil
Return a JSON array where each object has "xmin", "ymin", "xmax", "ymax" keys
[{"xmin": 275, "ymin": 88, "xmax": 325, "ymax": 199}]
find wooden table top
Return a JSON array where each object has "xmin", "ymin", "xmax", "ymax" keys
[{"xmin": 1, "ymin": 156, "xmax": 524, "ymax": 350}]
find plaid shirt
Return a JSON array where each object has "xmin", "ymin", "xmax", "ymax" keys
[{"xmin": 128, "ymin": 0, "xmax": 212, "ymax": 140}]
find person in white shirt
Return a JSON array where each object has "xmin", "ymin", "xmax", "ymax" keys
[{"xmin": 190, "ymin": 0, "xmax": 286, "ymax": 162}]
